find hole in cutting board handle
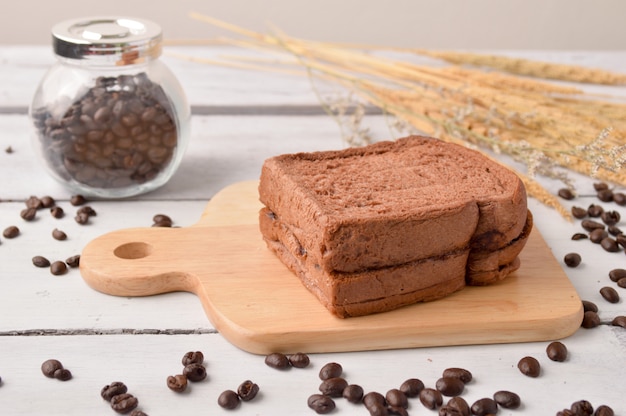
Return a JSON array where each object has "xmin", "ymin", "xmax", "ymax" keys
[{"xmin": 113, "ymin": 242, "xmax": 153, "ymax": 259}]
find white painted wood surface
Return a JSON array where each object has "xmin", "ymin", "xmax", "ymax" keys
[{"xmin": 0, "ymin": 46, "xmax": 624, "ymax": 415}]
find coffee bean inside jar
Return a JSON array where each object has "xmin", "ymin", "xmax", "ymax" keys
[
  {"xmin": 30, "ymin": 17, "xmax": 190, "ymax": 198},
  {"xmin": 32, "ymin": 74, "xmax": 178, "ymax": 191}
]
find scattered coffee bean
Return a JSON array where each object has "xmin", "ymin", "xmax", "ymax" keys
[
  {"xmin": 493, "ymin": 390, "xmax": 521, "ymax": 409},
  {"xmin": 52, "ymin": 228, "xmax": 67, "ymax": 241},
  {"xmin": 419, "ymin": 388, "xmax": 443, "ymax": 409},
  {"xmin": 386, "ymin": 388, "xmax": 408, "ymax": 408},
  {"xmin": 611, "ymin": 315, "xmax": 626, "ymax": 328},
  {"xmin": 182, "ymin": 363, "xmax": 206, "ymax": 382},
  {"xmin": 77, "ymin": 205, "xmax": 97, "ymax": 217},
  {"xmin": 399, "ymin": 378, "xmax": 424, "ymax": 398},
  {"xmin": 517, "ymin": 356, "xmax": 540, "ymax": 377},
  {"xmin": 594, "ymin": 182, "xmax": 609, "ymax": 191},
  {"xmin": 571, "ymin": 399, "xmax": 594, "ymax": 415},
  {"xmin": 129, "ymin": 411, "xmax": 148, "ymax": 416},
  {"xmin": 446, "ymin": 396, "xmax": 471, "ymax": 415},
  {"xmin": 572, "ymin": 233, "xmax": 588, "ymax": 240},
  {"xmin": 582, "ymin": 219, "xmax": 605, "ymax": 231},
  {"xmin": 101, "ymin": 381, "xmax": 128, "ymax": 401},
  {"xmin": 471, "ymin": 397, "xmax": 499, "ymax": 416},
  {"xmin": 32, "ymin": 255, "xmax": 51, "ymax": 267},
  {"xmin": 264, "ymin": 352, "xmax": 290, "ymax": 370},
  {"xmin": 589, "ymin": 229, "xmax": 609, "ymax": 243},
  {"xmin": 50, "ymin": 261, "xmax": 68, "ymax": 275},
  {"xmin": 435, "ymin": 377, "xmax": 464, "ymax": 397},
  {"xmin": 2, "ymin": 226, "xmax": 19, "ymax": 238},
  {"xmin": 25, "ymin": 196, "xmax": 43, "ymax": 209},
  {"xmin": 319, "ymin": 362, "xmax": 343, "ymax": 380},
  {"xmin": 442, "ymin": 367, "xmax": 472, "ymax": 383},
  {"xmin": 587, "ymin": 204, "xmax": 604, "ymax": 217},
  {"xmin": 110, "ymin": 393, "xmax": 139, "ymax": 414},
  {"xmin": 319, "ymin": 377, "xmax": 348, "ymax": 397},
  {"xmin": 597, "ymin": 189, "xmax": 614, "ymax": 202},
  {"xmin": 181, "ymin": 351, "xmax": 204, "ymax": 366},
  {"xmin": 166, "ymin": 374, "xmax": 187, "ymax": 392},
  {"xmin": 613, "ymin": 192, "xmax": 626, "ymax": 206},
  {"xmin": 54, "ymin": 368, "xmax": 72, "ymax": 381},
  {"xmin": 558, "ymin": 188, "xmax": 575, "ymax": 200},
  {"xmin": 608, "ymin": 225, "xmax": 622, "ymax": 236},
  {"xmin": 600, "ymin": 287, "xmax": 620, "ymax": 303},
  {"xmin": 20, "ymin": 207, "xmax": 37, "ymax": 221},
  {"xmin": 50, "ymin": 206, "xmax": 64, "ymax": 218},
  {"xmin": 65, "ymin": 255, "xmax": 80, "ymax": 268},
  {"xmin": 564, "ymin": 253, "xmax": 582, "ymax": 267},
  {"xmin": 546, "ymin": 341, "xmax": 568, "ymax": 362},
  {"xmin": 438, "ymin": 405, "xmax": 463, "ymax": 416},
  {"xmin": 287, "ymin": 352, "xmax": 310, "ymax": 368},
  {"xmin": 581, "ymin": 311, "xmax": 601, "ymax": 328},
  {"xmin": 388, "ymin": 405, "xmax": 409, "ymax": 416},
  {"xmin": 152, "ymin": 214, "xmax": 173, "ymax": 227},
  {"xmin": 617, "ymin": 235, "xmax": 626, "ymax": 248},
  {"xmin": 41, "ymin": 359, "xmax": 64, "ymax": 378},
  {"xmin": 582, "ymin": 300, "xmax": 598, "ymax": 313},
  {"xmin": 41, "ymin": 195, "xmax": 55, "ymax": 208},
  {"xmin": 308, "ymin": 394, "xmax": 335, "ymax": 414},
  {"xmin": 343, "ymin": 384, "xmax": 364, "ymax": 403},
  {"xmin": 618, "ymin": 277, "xmax": 626, "ymax": 288},
  {"xmin": 571, "ymin": 206, "xmax": 588, "ymax": 219},
  {"xmin": 363, "ymin": 391, "xmax": 386, "ymax": 410},
  {"xmin": 218, "ymin": 389, "xmax": 240, "ymax": 409},
  {"xmin": 237, "ymin": 379, "xmax": 259, "ymax": 401},
  {"xmin": 601, "ymin": 210, "xmax": 620, "ymax": 225},
  {"xmin": 601, "ymin": 237, "xmax": 619, "ymax": 252},
  {"xmin": 70, "ymin": 194, "xmax": 87, "ymax": 206},
  {"xmin": 74, "ymin": 212, "xmax": 90, "ymax": 224},
  {"xmin": 609, "ymin": 268, "xmax": 626, "ymax": 282},
  {"xmin": 595, "ymin": 405, "xmax": 615, "ymax": 416}
]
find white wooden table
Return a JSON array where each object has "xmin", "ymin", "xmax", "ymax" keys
[{"xmin": 0, "ymin": 46, "xmax": 624, "ymax": 415}]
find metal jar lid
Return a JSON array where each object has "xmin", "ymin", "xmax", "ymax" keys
[{"xmin": 52, "ymin": 17, "xmax": 162, "ymax": 65}]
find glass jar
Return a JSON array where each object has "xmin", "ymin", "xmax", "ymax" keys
[{"xmin": 29, "ymin": 17, "xmax": 190, "ymax": 198}]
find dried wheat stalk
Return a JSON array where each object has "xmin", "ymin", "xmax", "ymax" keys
[{"xmin": 183, "ymin": 13, "xmax": 626, "ymax": 218}]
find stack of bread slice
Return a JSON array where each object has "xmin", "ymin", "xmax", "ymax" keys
[{"xmin": 258, "ymin": 136, "xmax": 532, "ymax": 318}]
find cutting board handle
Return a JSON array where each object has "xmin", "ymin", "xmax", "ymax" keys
[{"xmin": 79, "ymin": 227, "xmax": 202, "ymax": 297}]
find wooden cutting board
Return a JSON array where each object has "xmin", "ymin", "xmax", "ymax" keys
[{"xmin": 80, "ymin": 181, "xmax": 583, "ymax": 354}]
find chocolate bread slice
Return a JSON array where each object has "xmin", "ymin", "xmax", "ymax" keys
[{"xmin": 258, "ymin": 135, "xmax": 530, "ymax": 317}]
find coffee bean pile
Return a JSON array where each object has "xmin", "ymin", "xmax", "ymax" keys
[
  {"xmin": 41, "ymin": 358, "xmax": 72, "ymax": 381},
  {"xmin": 100, "ymin": 381, "xmax": 143, "ymax": 414},
  {"xmin": 556, "ymin": 400, "xmax": 614, "ymax": 416},
  {"xmin": 31, "ymin": 73, "xmax": 178, "ymax": 190},
  {"xmin": 557, "ymin": 183, "xmax": 625, "ymax": 330},
  {"xmin": 559, "ymin": 182, "xmax": 626, "ymax": 260},
  {"xmin": 264, "ymin": 351, "xmax": 311, "ymax": 370},
  {"xmin": 217, "ymin": 379, "xmax": 261, "ymax": 410},
  {"xmin": 0, "ymin": 194, "xmax": 89, "ymax": 275},
  {"xmin": 294, "ymin": 356, "xmax": 519, "ymax": 416},
  {"xmin": 166, "ymin": 351, "xmax": 207, "ymax": 394}
]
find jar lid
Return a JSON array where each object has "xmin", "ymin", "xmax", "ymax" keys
[{"xmin": 52, "ymin": 16, "xmax": 162, "ymax": 64}]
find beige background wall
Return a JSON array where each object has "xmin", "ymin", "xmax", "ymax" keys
[{"xmin": 1, "ymin": 0, "xmax": 625, "ymax": 49}]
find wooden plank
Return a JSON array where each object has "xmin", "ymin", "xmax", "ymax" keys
[
  {"xmin": 1, "ymin": 46, "xmax": 625, "ymax": 108},
  {"xmin": 0, "ymin": 326, "xmax": 624, "ymax": 415}
]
